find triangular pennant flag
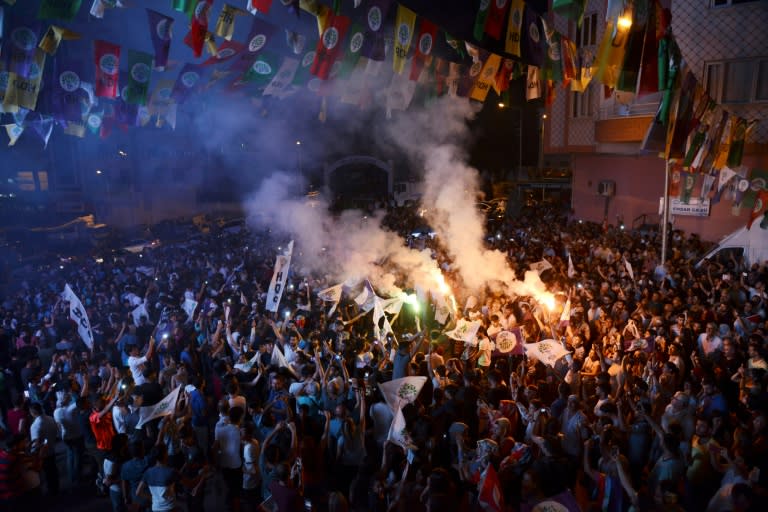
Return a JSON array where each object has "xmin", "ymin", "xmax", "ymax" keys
[
  {"xmin": 4, "ymin": 123, "xmax": 23, "ymax": 146},
  {"xmin": 270, "ymin": 344, "xmax": 299, "ymax": 378},
  {"xmin": 137, "ymin": 386, "xmax": 181, "ymax": 428},
  {"xmin": 623, "ymin": 258, "xmax": 634, "ymax": 281},
  {"xmin": 30, "ymin": 114, "xmax": 54, "ymax": 148},
  {"xmin": 38, "ymin": 25, "xmax": 81, "ymax": 55},
  {"xmin": 387, "ymin": 405, "xmax": 416, "ymax": 450},
  {"xmin": 317, "ymin": 283, "xmax": 343, "ymax": 317},
  {"xmin": 215, "ymin": 4, "xmax": 246, "ymax": 41}
]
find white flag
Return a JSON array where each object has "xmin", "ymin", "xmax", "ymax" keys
[
  {"xmin": 317, "ymin": 283, "xmax": 343, "ymax": 317},
  {"xmin": 378, "ymin": 376, "xmax": 427, "ymax": 413},
  {"xmin": 353, "ymin": 280, "xmax": 376, "ymax": 312},
  {"xmin": 387, "ymin": 406, "xmax": 416, "ymax": 450},
  {"xmin": 433, "ymin": 293, "xmax": 450, "ymax": 325},
  {"xmin": 623, "ymin": 258, "xmax": 634, "ymax": 281},
  {"xmin": 529, "ymin": 259, "xmax": 554, "ymax": 274},
  {"xmin": 567, "ymin": 254, "xmax": 576, "ymax": 278},
  {"xmin": 131, "ymin": 301, "xmax": 149, "ymax": 327},
  {"xmin": 182, "ymin": 298, "xmax": 198, "ymax": 321},
  {"xmin": 445, "ymin": 319, "xmax": 482, "ymax": 343},
  {"xmin": 137, "ymin": 386, "xmax": 181, "ymax": 428},
  {"xmin": 524, "ymin": 339, "xmax": 570, "ymax": 367},
  {"xmin": 270, "ymin": 345, "xmax": 298, "ymax": 378},
  {"xmin": 559, "ymin": 299, "xmax": 571, "ymax": 328},
  {"xmin": 263, "ymin": 57, "xmax": 300, "ymax": 97},
  {"xmin": 265, "ymin": 241, "xmax": 294, "ymax": 313},
  {"xmin": 234, "ymin": 352, "xmax": 260, "ymax": 373},
  {"xmin": 718, "ymin": 166, "xmax": 737, "ymax": 193},
  {"xmin": 62, "ymin": 284, "xmax": 94, "ymax": 349}
]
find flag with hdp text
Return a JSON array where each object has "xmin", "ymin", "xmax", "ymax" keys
[
  {"xmin": 63, "ymin": 284, "xmax": 94, "ymax": 349},
  {"xmin": 485, "ymin": 0, "xmax": 510, "ymax": 40},
  {"xmin": 311, "ymin": 12, "xmax": 350, "ymax": 80},
  {"xmin": 215, "ymin": 4, "xmax": 246, "ymax": 40},
  {"xmin": 263, "ymin": 57, "xmax": 299, "ymax": 97},
  {"xmin": 504, "ymin": 0, "xmax": 524, "ymax": 56},
  {"xmin": 94, "ymin": 40, "xmax": 120, "ymax": 98},
  {"xmin": 4, "ymin": 22, "xmax": 41, "ymax": 78},
  {"xmin": 265, "ymin": 241, "xmax": 294, "ymax": 313},
  {"xmin": 524, "ymin": 339, "xmax": 569, "ymax": 367},
  {"xmin": 3, "ymin": 49, "xmax": 46, "ymax": 111},
  {"xmin": 38, "ymin": 0, "xmax": 82, "ymax": 21},
  {"xmin": 147, "ymin": 9, "xmax": 173, "ymax": 70},
  {"xmin": 470, "ymin": 53, "xmax": 501, "ymax": 102},
  {"xmin": 393, "ymin": 4, "xmax": 416, "ymax": 74},
  {"xmin": 379, "ymin": 376, "xmax": 427, "ymax": 412},
  {"xmin": 49, "ymin": 59, "xmax": 87, "ymax": 121},
  {"xmin": 492, "ymin": 328, "xmax": 524, "ymax": 356},
  {"xmin": 137, "ymin": 386, "xmax": 181, "ymax": 427}
]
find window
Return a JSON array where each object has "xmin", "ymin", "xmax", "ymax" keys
[
  {"xmin": 571, "ymin": 83, "xmax": 593, "ymax": 118},
  {"xmin": 705, "ymin": 58, "xmax": 768, "ymax": 104},
  {"xmin": 711, "ymin": 0, "xmax": 760, "ymax": 7},
  {"xmin": 575, "ymin": 12, "xmax": 598, "ymax": 48}
]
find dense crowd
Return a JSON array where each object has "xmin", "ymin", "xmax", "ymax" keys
[{"xmin": 0, "ymin": 203, "xmax": 767, "ymax": 512}]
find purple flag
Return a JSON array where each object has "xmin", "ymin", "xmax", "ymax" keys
[
  {"xmin": 520, "ymin": 5, "xmax": 545, "ymax": 68},
  {"xmin": 229, "ymin": 17, "xmax": 276, "ymax": 74},
  {"xmin": 116, "ymin": 71, "xmax": 138, "ymax": 125},
  {"xmin": 50, "ymin": 59, "xmax": 88, "ymax": 122},
  {"xmin": 4, "ymin": 23, "xmax": 41, "ymax": 78},
  {"xmin": 361, "ymin": 0, "xmax": 392, "ymax": 61},
  {"xmin": 146, "ymin": 9, "xmax": 174, "ymax": 69},
  {"xmin": 172, "ymin": 63, "xmax": 205, "ymax": 104}
]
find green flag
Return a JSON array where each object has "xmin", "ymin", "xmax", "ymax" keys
[
  {"xmin": 39, "ymin": 0, "xmax": 82, "ymax": 21},
  {"xmin": 292, "ymin": 46, "xmax": 317, "ymax": 86},
  {"xmin": 473, "ymin": 0, "xmax": 491, "ymax": 41},
  {"xmin": 125, "ymin": 50, "xmax": 153, "ymax": 105},
  {"xmin": 172, "ymin": 0, "xmax": 195, "ymax": 19},
  {"xmin": 338, "ymin": 23, "xmax": 365, "ymax": 79},
  {"xmin": 241, "ymin": 52, "xmax": 279, "ymax": 89},
  {"xmin": 740, "ymin": 169, "xmax": 768, "ymax": 211}
]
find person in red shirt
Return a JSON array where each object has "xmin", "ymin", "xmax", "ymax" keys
[{"xmin": 89, "ymin": 391, "xmax": 120, "ymax": 472}]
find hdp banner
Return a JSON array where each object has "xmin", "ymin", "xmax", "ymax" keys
[
  {"xmin": 3, "ymin": 49, "xmax": 46, "ymax": 110},
  {"xmin": 474, "ymin": 0, "xmax": 491, "ymax": 41},
  {"xmin": 147, "ymin": 9, "xmax": 173, "ymax": 70},
  {"xmin": 520, "ymin": 6, "xmax": 545, "ymax": 67},
  {"xmin": 238, "ymin": 52, "xmax": 279, "ymax": 89},
  {"xmin": 38, "ymin": 25, "xmax": 81, "ymax": 55},
  {"xmin": 524, "ymin": 339, "xmax": 570, "ymax": 367},
  {"xmin": 492, "ymin": 328, "xmax": 524, "ymax": 356},
  {"xmin": 338, "ymin": 23, "xmax": 365, "ymax": 79},
  {"xmin": 265, "ymin": 241, "xmax": 294, "ymax": 313},
  {"xmin": 94, "ymin": 39, "xmax": 120, "ymax": 98},
  {"xmin": 124, "ymin": 50, "xmax": 153, "ymax": 105},
  {"xmin": 172, "ymin": 0, "xmax": 195, "ymax": 18},
  {"xmin": 137, "ymin": 386, "xmax": 181, "ymax": 428},
  {"xmin": 190, "ymin": 0, "xmax": 213, "ymax": 58},
  {"xmin": 263, "ymin": 57, "xmax": 299, "ymax": 97},
  {"xmin": 446, "ymin": 318, "xmax": 482, "ymax": 343},
  {"xmin": 148, "ymin": 79, "xmax": 175, "ymax": 119},
  {"xmin": 311, "ymin": 13, "xmax": 350, "ymax": 80},
  {"xmin": 470, "ymin": 52, "xmax": 501, "ymax": 102},
  {"xmin": 393, "ymin": 4, "xmax": 416, "ymax": 74},
  {"xmin": 39, "ymin": 0, "xmax": 82, "ymax": 21},
  {"xmin": 361, "ymin": 0, "xmax": 392, "ymax": 61},
  {"xmin": 504, "ymin": 0, "xmax": 524, "ymax": 56},
  {"xmin": 740, "ymin": 169, "xmax": 768, "ymax": 211},
  {"xmin": 637, "ymin": 1, "xmax": 660, "ymax": 97},
  {"xmin": 171, "ymin": 63, "xmax": 204, "ymax": 103},
  {"xmin": 62, "ymin": 284, "xmax": 94, "ymax": 349},
  {"xmin": 378, "ymin": 376, "xmax": 427, "ymax": 412},
  {"xmin": 50, "ymin": 59, "xmax": 87, "ymax": 121},
  {"xmin": 525, "ymin": 64, "xmax": 541, "ymax": 100},
  {"xmin": 409, "ymin": 19, "xmax": 436, "ymax": 81},
  {"xmin": 485, "ymin": 0, "xmax": 510, "ymax": 41},
  {"xmin": 5, "ymin": 23, "xmax": 42, "ymax": 78},
  {"xmin": 552, "ymin": 0, "xmax": 586, "ymax": 25},
  {"xmin": 215, "ymin": 4, "xmax": 246, "ymax": 41}
]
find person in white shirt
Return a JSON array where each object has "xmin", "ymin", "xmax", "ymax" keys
[
  {"xmin": 54, "ymin": 391, "xmax": 84, "ymax": 486},
  {"xmin": 127, "ymin": 337, "xmax": 155, "ymax": 386},
  {"xmin": 214, "ymin": 404, "xmax": 243, "ymax": 511},
  {"xmin": 698, "ymin": 323, "xmax": 723, "ymax": 361},
  {"xmin": 500, "ymin": 304, "xmax": 517, "ymax": 330},
  {"xmin": 30, "ymin": 401, "xmax": 60, "ymax": 495},
  {"xmin": 486, "ymin": 315, "xmax": 503, "ymax": 340}
]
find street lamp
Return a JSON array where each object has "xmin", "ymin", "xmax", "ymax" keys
[{"xmin": 538, "ymin": 113, "xmax": 547, "ymax": 171}]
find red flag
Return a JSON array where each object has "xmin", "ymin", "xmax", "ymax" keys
[
  {"xmin": 94, "ymin": 40, "xmax": 120, "ymax": 98},
  {"xmin": 190, "ymin": 0, "xmax": 213, "ymax": 58},
  {"xmin": 311, "ymin": 13, "xmax": 351, "ymax": 80},
  {"xmin": 493, "ymin": 58, "xmax": 513, "ymax": 95},
  {"xmin": 669, "ymin": 165, "xmax": 682, "ymax": 198},
  {"xmin": 250, "ymin": 0, "xmax": 272, "ymax": 14},
  {"xmin": 409, "ymin": 19, "xmax": 437, "ymax": 81},
  {"xmin": 478, "ymin": 464, "xmax": 504, "ymax": 512},
  {"xmin": 201, "ymin": 40, "xmax": 245, "ymax": 66},
  {"xmin": 485, "ymin": 0, "xmax": 511, "ymax": 40},
  {"xmin": 747, "ymin": 190, "xmax": 768, "ymax": 230}
]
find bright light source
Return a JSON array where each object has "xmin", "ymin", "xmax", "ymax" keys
[
  {"xmin": 95, "ymin": 258, "xmax": 104, "ymax": 264},
  {"xmin": 118, "ymin": 150, "xmax": 127, "ymax": 156},
  {"xmin": 96, "ymin": 169, "xmax": 102, "ymax": 175},
  {"xmin": 498, "ymin": 102, "xmax": 505, "ymax": 108},
  {"xmin": 296, "ymin": 140, "xmax": 301, "ymax": 145},
  {"xmin": 617, "ymin": 16, "xmax": 632, "ymax": 29},
  {"xmin": 542, "ymin": 114, "xmax": 548, "ymax": 119}
]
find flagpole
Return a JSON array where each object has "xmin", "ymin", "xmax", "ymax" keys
[{"xmin": 661, "ymin": 159, "xmax": 670, "ymax": 266}]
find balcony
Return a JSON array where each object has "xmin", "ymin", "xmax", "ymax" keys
[{"xmin": 595, "ymin": 97, "xmax": 659, "ymax": 144}]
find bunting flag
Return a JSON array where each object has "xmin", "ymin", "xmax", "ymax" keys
[
  {"xmin": 393, "ymin": 4, "xmax": 416, "ymax": 74},
  {"xmin": 617, "ymin": 3, "xmax": 647, "ymax": 92},
  {"xmin": 740, "ymin": 169, "xmax": 768, "ymax": 210},
  {"xmin": 85, "ymin": 110, "xmax": 103, "ymax": 134},
  {"xmin": 238, "ymin": 51, "xmax": 279, "ymax": 88},
  {"xmin": 270, "ymin": 344, "xmax": 299, "ymax": 377},
  {"xmin": 122, "ymin": 50, "xmax": 152, "ymax": 105},
  {"xmin": 317, "ymin": 283, "xmax": 343, "ymax": 317},
  {"xmin": 189, "ymin": 0, "xmax": 213, "ymax": 58},
  {"xmin": 594, "ymin": 18, "xmax": 630, "ymax": 89},
  {"xmin": 337, "ymin": 23, "xmax": 365, "ymax": 78},
  {"xmin": 668, "ymin": 165, "xmax": 682, "ymax": 197},
  {"xmin": 525, "ymin": 65, "xmax": 541, "ymax": 100},
  {"xmin": 700, "ymin": 173, "xmax": 716, "ymax": 199},
  {"xmin": 172, "ymin": 0, "xmax": 195, "ymax": 18},
  {"xmin": 361, "ymin": 0, "xmax": 391, "ymax": 61},
  {"xmin": 311, "ymin": 12, "xmax": 350, "ymax": 80},
  {"xmin": 543, "ymin": 29, "xmax": 562, "ymax": 84},
  {"xmin": 524, "ymin": 339, "xmax": 570, "ymax": 367},
  {"xmin": 5, "ymin": 23, "xmax": 41, "ymax": 78},
  {"xmin": 171, "ymin": 63, "xmax": 204, "ymax": 104},
  {"xmin": 409, "ymin": 19, "xmax": 436, "ymax": 81},
  {"xmin": 712, "ymin": 114, "xmax": 733, "ymax": 171},
  {"xmin": 4, "ymin": 123, "xmax": 23, "ymax": 146},
  {"xmin": 202, "ymin": 39, "xmax": 245, "ymax": 66},
  {"xmin": 470, "ymin": 52, "xmax": 500, "ymax": 102},
  {"xmin": 50, "ymin": 59, "xmax": 87, "ymax": 121},
  {"xmin": 263, "ymin": 57, "xmax": 299, "ymax": 97},
  {"xmin": 242, "ymin": 17, "xmax": 277, "ymax": 62},
  {"xmin": 445, "ymin": 318, "xmax": 482, "ymax": 343},
  {"xmin": 731, "ymin": 167, "xmax": 750, "ymax": 205},
  {"xmin": 249, "ymin": 0, "xmax": 273, "ymax": 14},
  {"xmin": 3, "ymin": 49, "xmax": 46, "ymax": 110},
  {"xmin": 137, "ymin": 386, "xmax": 181, "ymax": 428},
  {"xmin": 747, "ymin": 189, "xmax": 768, "ymax": 230},
  {"xmin": 90, "ymin": 0, "xmax": 124, "ymax": 19},
  {"xmin": 520, "ymin": 5, "xmax": 545, "ymax": 67},
  {"xmin": 552, "ymin": 0, "xmax": 586, "ymax": 25},
  {"xmin": 665, "ymin": 70, "xmax": 697, "ymax": 160},
  {"xmin": 62, "ymin": 284, "xmax": 94, "ymax": 349},
  {"xmin": 473, "ymin": 0, "xmax": 491, "ymax": 41},
  {"xmin": 492, "ymin": 58, "xmax": 513, "ymax": 95},
  {"xmin": 38, "ymin": 25, "xmax": 80, "ymax": 55},
  {"xmin": 680, "ymin": 171, "xmax": 696, "ymax": 204},
  {"xmin": 478, "ymin": 463, "xmax": 504, "ymax": 512},
  {"xmin": 146, "ymin": 9, "xmax": 173, "ymax": 70},
  {"xmin": 567, "ymin": 253, "xmax": 576, "ymax": 278},
  {"xmin": 62, "ymin": 120, "xmax": 86, "ymax": 137},
  {"xmin": 387, "ymin": 405, "xmax": 416, "ymax": 450},
  {"xmin": 637, "ymin": 0, "xmax": 660, "ymax": 96},
  {"xmin": 265, "ymin": 241, "xmax": 294, "ymax": 313},
  {"xmin": 215, "ymin": 4, "xmax": 245, "ymax": 41},
  {"xmin": 93, "ymin": 39, "xmax": 120, "ymax": 98},
  {"xmin": 727, "ymin": 118, "xmax": 757, "ymax": 168},
  {"xmin": 378, "ymin": 376, "xmax": 427, "ymax": 412},
  {"xmin": 504, "ymin": 0, "xmax": 524, "ymax": 56},
  {"xmin": 147, "ymin": 79, "xmax": 175, "ymax": 120},
  {"xmin": 292, "ymin": 46, "xmax": 317, "ymax": 85},
  {"xmin": 38, "ymin": 0, "xmax": 82, "ymax": 21},
  {"xmin": 561, "ymin": 36, "xmax": 577, "ymax": 86},
  {"xmin": 485, "ymin": 0, "xmax": 510, "ymax": 40},
  {"xmin": 299, "ymin": 0, "xmax": 331, "ymax": 38}
]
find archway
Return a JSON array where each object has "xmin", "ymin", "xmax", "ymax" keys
[{"xmin": 324, "ymin": 156, "xmax": 393, "ymax": 210}]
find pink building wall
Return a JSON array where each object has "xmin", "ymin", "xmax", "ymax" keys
[{"xmin": 572, "ymin": 153, "xmax": 768, "ymax": 244}]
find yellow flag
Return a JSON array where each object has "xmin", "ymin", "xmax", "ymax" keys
[
  {"xmin": 148, "ymin": 79, "xmax": 174, "ymax": 117},
  {"xmin": 4, "ymin": 123, "xmax": 23, "ymax": 146},
  {"xmin": 214, "ymin": 4, "xmax": 245, "ymax": 41},
  {"xmin": 593, "ymin": 20, "xmax": 630, "ymax": 89},
  {"xmin": 3, "ymin": 49, "xmax": 46, "ymax": 111},
  {"xmin": 204, "ymin": 32, "xmax": 218, "ymax": 57},
  {"xmin": 505, "ymin": 0, "xmax": 525, "ymax": 56},
  {"xmin": 470, "ymin": 53, "xmax": 502, "ymax": 102},
  {"xmin": 713, "ymin": 117, "xmax": 733, "ymax": 170},
  {"xmin": 393, "ymin": 5, "xmax": 416, "ymax": 74},
  {"xmin": 39, "ymin": 25, "xmax": 81, "ymax": 55},
  {"xmin": 0, "ymin": 64, "xmax": 19, "ymax": 114},
  {"xmin": 300, "ymin": 0, "xmax": 330, "ymax": 37}
]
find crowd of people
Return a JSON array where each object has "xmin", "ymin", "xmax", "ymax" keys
[{"xmin": 0, "ymin": 202, "xmax": 767, "ymax": 512}]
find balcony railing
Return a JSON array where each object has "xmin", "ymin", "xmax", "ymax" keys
[{"xmin": 598, "ymin": 100, "xmax": 659, "ymax": 120}]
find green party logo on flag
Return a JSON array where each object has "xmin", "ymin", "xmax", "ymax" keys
[
  {"xmin": 217, "ymin": 47, "xmax": 236, "ymax": 59},
  {"xmin": 418, "ymin": 32, "xmax": 433, "ymax": 55},
  {"xmin": 349, "ymin": 31, "xmax": 364, "ymax": 54},
  {"xmin": 249, "ymin": 34, "xmax": 267, "ymax": 52},
  {"xmin": 99, "ymin": 54, "xmax": 119, "ymax": 75},
  {"xmin": 181, "ymin": 71, "xmax": 200, "ymax": 88},
  {"xmin": 397, "ymin": 382, "xmax": 418, "ymax": 401},
  {"xmin": 12, "ymin": 27, "xmax": 38, "ymax": 50},
  {"xmin": 156, "ymin": 18, "xmax": 172, "ymax": 40},
  {"xmin": 131, "ymin": 63, "xmax": 150, "ymax": 83},
  {"xmin": 368, "ymin": 6, "xmax": 382, "ymax": 31},
  {"xmin": 529, "ymin": 21, "xmax": 541, "ymax": 44},
  {"xmin": 397, "ymin": 23, "xmax": 411, "ymax": 46},
  {"xmin": 59, "ymin": 70, "xmax": 81, "ymax": 92},
  {"xmin": 323, "ymin": 27, "xmax": 339, "ymax": 50},
  {"xmin": 87, "ymin": 113, "xmax": 102, "ymax": 130},
  {"xmin": 251, "ymin": 60, "xmax": 273, "ymax": 75}
]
